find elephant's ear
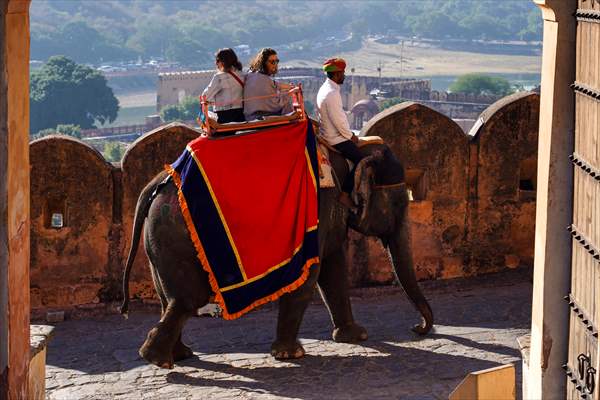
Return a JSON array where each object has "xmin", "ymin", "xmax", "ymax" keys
[{"xmin": 352, "ymin": 151, "xmax": 383, "ymax": 227}]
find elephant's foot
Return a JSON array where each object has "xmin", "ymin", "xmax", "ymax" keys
[
  {"xmin": 139, "ymin": 327, "xmax": 174, "ymax": 369},
  {"xmin": 172, "ymin": 339, "xmax": 194, "ymax": 362},
  {"xmin": 411, "ymin": 302, "xmax": 434, "ymax": 335},
  {"xmin": 332, "ymin": 323, "xmax": 368, "ymax": 343},
  {"xmin": 270, "ymin": 340, "xmax": 305, "ymax": 360}
]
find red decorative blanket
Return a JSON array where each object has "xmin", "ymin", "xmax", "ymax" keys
[{"xmin": 167, "ymin": 120, "xmax": 319, "ymax": 319}]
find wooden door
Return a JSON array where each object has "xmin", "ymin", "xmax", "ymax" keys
[{"xmin": 565, "ymin": 1, "xmax": 600, "ymax": 399}]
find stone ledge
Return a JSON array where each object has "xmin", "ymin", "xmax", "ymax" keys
[{"xmin": 30, "ymin": 324, "xmax": 55, "ymax": 359}]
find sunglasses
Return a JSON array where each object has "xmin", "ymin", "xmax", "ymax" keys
[{"xmin": 268, "ymin": 59, "xmax": 280, "ymax": 65}]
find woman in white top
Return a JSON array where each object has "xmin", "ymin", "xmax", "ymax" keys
[{"xmin": 202, "ymin": 48, "xmax": 245, "ymax": 127}]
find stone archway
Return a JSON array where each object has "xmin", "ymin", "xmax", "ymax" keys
[{"xmin": 0, "ymin": 0, "xmax": 31, "ymax": 398}]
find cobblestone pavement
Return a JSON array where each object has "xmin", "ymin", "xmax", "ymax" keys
[{"xmin": 45, "ymin": 269, "xmax": 532, "ymax": 400}]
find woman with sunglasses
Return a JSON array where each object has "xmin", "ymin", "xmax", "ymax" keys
[
  {"xmin": 202, "ymin": 48, "xmax": 246, "ymax": 126},
  {"xmin": 243, "ymin": 48, "xmax": 297, "ymax": 121}
]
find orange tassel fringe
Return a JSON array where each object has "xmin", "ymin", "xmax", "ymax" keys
[{"xmin": 165, "ymin": 164, "xmax": 318, "ymax": 320}]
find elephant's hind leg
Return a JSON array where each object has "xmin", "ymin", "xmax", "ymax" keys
[
  {"xmin": 139, "ymin": 300, "xmax": 193, "ymax": 369},
  {"xmin": 150, "ymin": 262, "xmax": 193, "ymax": 362},
  {"xmin": 172, "ymin": 334, "xmax": 193, "ymax": 362},
  {"xmin": 318, "ymin": 251, "xmax": 368, "ymax": 343}
]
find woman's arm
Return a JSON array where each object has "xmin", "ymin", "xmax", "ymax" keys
[{"xmin": 202, "ymin": 74, "xmax": 221, "ymax": 103}]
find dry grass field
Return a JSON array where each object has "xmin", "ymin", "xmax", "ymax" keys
[
  {"xmin": 286, "ymin": 38, "xmax": 541, "ymax": 78},
  {"xmin": 116, "ymin": 91, "xmax": 156, "ymax": 108}
]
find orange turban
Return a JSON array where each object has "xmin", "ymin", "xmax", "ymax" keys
[{"xmin": 323, "ymin": 58, "xmax": 346, "ymax": 73}]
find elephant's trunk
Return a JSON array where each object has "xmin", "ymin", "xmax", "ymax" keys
[{"xmin": 383, "ymin": 215, "xmax": 434, "ymax": 335}]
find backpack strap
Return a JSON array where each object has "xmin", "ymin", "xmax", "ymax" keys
[{"xmin": 227, "ymin": 71, "xmax": 244, "ymax": 88}]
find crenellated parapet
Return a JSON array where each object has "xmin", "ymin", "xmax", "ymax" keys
[
  {"xmin": 28, "ymin": 93, "xmax": 540, "ymax": 315},
  {"xmin": 350, "ymin": 92, "xmax": 540, "ymax": 284}
]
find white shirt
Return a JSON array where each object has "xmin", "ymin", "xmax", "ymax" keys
[
  {"xmin": 316, "ymin": 78, "xmax": 354, "ymax": 145},
  {"xmin": 202, "ymin": 69, "xmax": 245, "ymax": 111}
]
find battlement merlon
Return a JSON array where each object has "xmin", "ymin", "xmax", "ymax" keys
[{"xmin": 158, "ymin": 70, "xmax": 215, "ymax": 82}]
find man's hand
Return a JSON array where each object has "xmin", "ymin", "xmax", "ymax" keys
[{"xmin": 351, "ymin": 134, "xmax": 359, "ymax": 144}]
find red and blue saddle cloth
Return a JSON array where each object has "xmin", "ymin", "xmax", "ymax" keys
[{"xmin": 166, "ymin": 119, "xmax": 319, "ymax": 319}]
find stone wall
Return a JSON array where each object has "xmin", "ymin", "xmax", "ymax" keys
[
  {"xmin": 467, "ymin": 92, "xmax": 540, "ymax": 274},
  {"xmin": 29, "ymin": 94, "xmax": 539, "ymax": 315},
  {"xmin": 354, "ymin": 102, "xmax": 470, "ymax": 284},
  {"xmin": 30, "ymin": 136, "xmax": 114, "ymax": 309},
  {"xmin": 29, "ymin": 123, "xmax": 202, "ymax": 317},
  {"xmin": 351, "ymin": 92, "xmax": 540, "ymax": 284}
]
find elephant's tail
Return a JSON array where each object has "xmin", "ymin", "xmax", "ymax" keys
[{"xmin": 120, "ymin": 171, "xmax": 171, "ymax": 318}]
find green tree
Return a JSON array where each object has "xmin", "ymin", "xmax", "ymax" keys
[
  {"xmin": 103, "ymin": 142, "xmax": 126, "ymax": 163},
  {"xmin": 126, "ymin": 17, "xmax": 179, "ymax": 59},
  {"xmin": 55, "ymin": 124, "xmax": 82, "ymax": 138},
  {"xmin": 407, "ymin": 11, "xmax": 462, "ymax": 39},
  {"xmin": 449, "ymin": 73, "xmax": 513, "ymax": 96},
  {"xmin": 31, "ymin": 128, "xmax": 57, "ymax": 140},
  {"xmin": 165, "ymin": 36, "xmax": 208, "ymax": 67},
  {"xmin": 159, "ymin": 104, "xmax": 182, "ymax": 122},
  {"xmin": 379, "ymin": 97, "xmax": 407, "ymax": 111},
  {"xmin": 31, "ymin": 124, "xmax": 82, "ymax": 140},
  {"xmin": 30, "ymin": 56, "xmax": 119, "ymax": 133},
  {"xmin": 160, "ymin": 96, "xmax": 200, "ymax": 122},
  {"xmin": 178, "ymin": 96, "xmax": 201, "ymax": 121},
  {"xmin": 31, "ymin": 20, "xmax": 131, "ymax": 64}
]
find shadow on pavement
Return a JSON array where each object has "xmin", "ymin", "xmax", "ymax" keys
[{"xmin": 166, "ymin": 343, "xmax": 505, "ymax": 399}]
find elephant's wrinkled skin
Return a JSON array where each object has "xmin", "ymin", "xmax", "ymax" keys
[{"xmin": 121, "ymin": 141, "xmax": 433, "ymax": 369}]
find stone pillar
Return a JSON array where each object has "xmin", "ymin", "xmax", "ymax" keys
[
  {"xmin": 0, "ymin": 0, "xmax": 31, "ymax": 398},
  {"xmin": 525, "ymin": 1, "xmax": 576, "ymax": 399}
]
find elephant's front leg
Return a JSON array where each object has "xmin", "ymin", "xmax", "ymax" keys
[
  {"xmin": 383, "ymin": 217, "xmax": 434, "ymax": 335},
  {"xmin": 318, "ymin": 250, "xmax": 368, "ymax": 343},
  {"xmin": 271, "ymin": 265, "xmax": 319, "ymax": 360}
]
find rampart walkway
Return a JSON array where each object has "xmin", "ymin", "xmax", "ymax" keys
[{"xmin": 45, "ymin": 269, "xmax": 532, "ymax": 399}]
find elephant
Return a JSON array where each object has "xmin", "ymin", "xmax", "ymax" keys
[{"xmin": 121, "ymin": 136, "xmax": 433, "ymax": 369}]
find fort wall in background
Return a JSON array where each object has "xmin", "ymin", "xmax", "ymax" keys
[{"xmin": 157, "ymin": 67, "xmax": 434, "ymax": 112}]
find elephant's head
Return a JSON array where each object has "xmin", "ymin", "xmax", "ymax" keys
[
  {"xmin": 341, "ymin": 143, "xmax": 434, "ymax": 335},
  {"xmin": 350, "ymin": 149, "xmax": 409, "ymax": 237}
]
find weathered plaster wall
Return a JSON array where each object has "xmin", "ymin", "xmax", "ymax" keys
[
  {"xmin": 28, "ymin": 95, "xmax": 540, "ymax": 316},
  {"xmin": 359, "ymin": 102, "xmax": 470, "ymax": 282},
  {"xmin": 30, "ymin": 136, "xmax": 114, "ymax": 309},
  {"xmin": 468, "ymin": 92, "xmax": 540, "ymax": 273},
  {"xmin": 348, "ymin": 93, "xmax": 540, "ymax": 284}
]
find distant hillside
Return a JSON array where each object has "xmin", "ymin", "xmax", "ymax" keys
[{"xmin": 30, "ymin": 0, "xmax": 542, "ymax": 67}]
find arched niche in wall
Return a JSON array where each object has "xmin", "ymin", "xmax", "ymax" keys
[
  {"xmin": 468, "ymin": 91, "xmax": 540, "ymax": 272},
  {"xmin": 121, "ymin": 122, "xmax": 201, "ymax": 299},
  {"xmin": 360, "ymin": 102, "xmax": 470, "ymax": 280},
  {"xmin": 30, "ymin": 135, "xmax": 115, "ymax": 309}
]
